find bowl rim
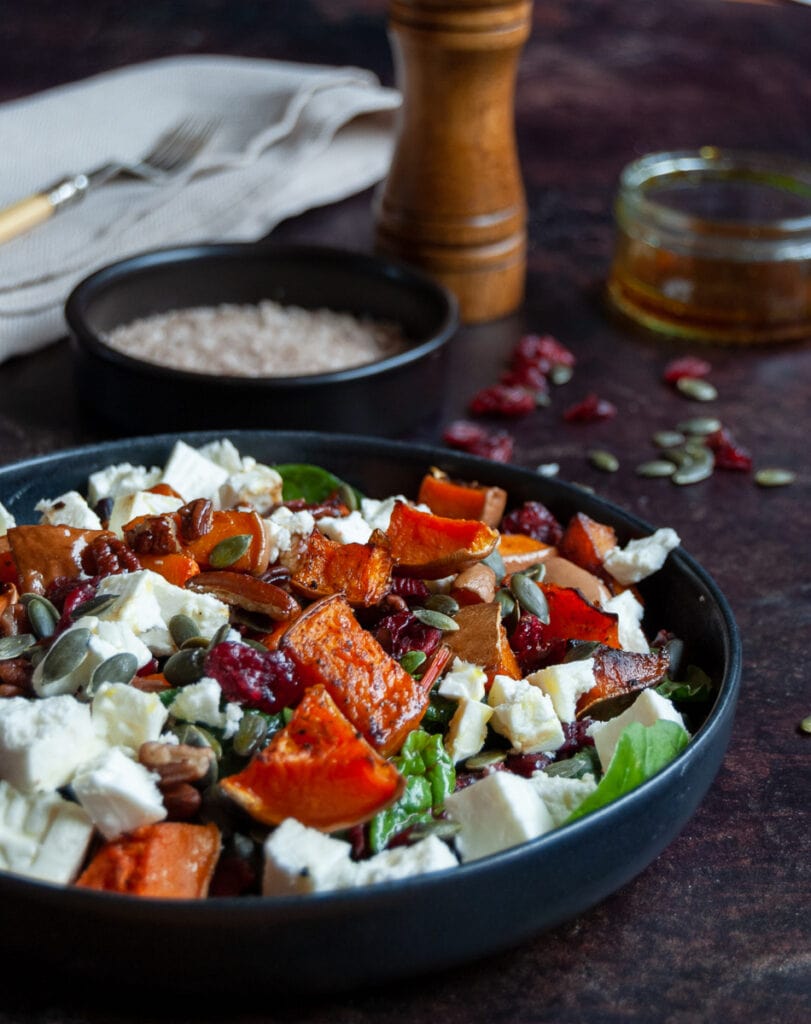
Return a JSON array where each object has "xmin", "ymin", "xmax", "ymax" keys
[{"xmin": 64, "ymin": 242, "xmax": 459, "ymax": 389}]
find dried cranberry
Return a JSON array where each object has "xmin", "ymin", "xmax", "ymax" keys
[
  {"xmin": 442, "ymin": 421, "xmax": 514, "ymax": 463},
  {"xmin": 554, "ymin": 719, "xmax": 595, "ymax": 759},
  {"xmin": 469, "ymin": 383, "xmax": 536, "ymax": 418},
  {"xmin": 204, "ymin": 641, "xmax": 302, "ymax": 714},
  {"xmin": 509, "ymin": 614, "xmax": 567, "ymax": 674},
  {"xmin": 374, "ymin": 610, "xmax": 442, "ymax": 660},
  {"xmin": 389, "ymin": 575, "xmax": 431, "ymax": 604},
  {"xmin": 512, "ymin": 333, "xmax": 575, "ymax": 373},
  {"xmin": 505, "ymin": 751, "xmax": 553, "ymax": 777},
  {"xmin": 705, "ymin": 427, "xmax": 753, "ymax": 471},
  {"xmin": 501, "ymin": 363, "xmax": 550, "ymax": 393},
  {"xmin": 662, "ymin": 356, "xmax": 712, "ymax": 383},
  {"xmin": 48, "ymin": 580, "xmax": 100, "ymax": 636},
  {"xmin": 500, "ymin": 501, "xmax": 563, "ymax": 545},
  {"xmin": 562, "ymin": 393, "xmax": 617, "ymax": 423}
]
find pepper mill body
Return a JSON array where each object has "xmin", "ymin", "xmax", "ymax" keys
[{"xmin": 375, "ymin": 0, "xmax": 532, "ymax": 324}]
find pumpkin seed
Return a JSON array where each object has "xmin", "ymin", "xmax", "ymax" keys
[
  {"xmin": 242, "ymin": 638, "xmax": 269, "ymax": 653},
  {"xmin": 549, "ymin": 363, "xmax": 573, "ymax": 386},
  {"xmin": 672, "ymin": 453, "xmax": 714, "ymax": 485},
  {"xmin": 495, "ymin": 589, "xmax": 516, "ymax": 620},
  {"xmin": 232, "ymin": 711, "xmax": 269, "ymax": 758},
  {"xmin": 181, "ymin": 635, "xmax": 212, "ymax": 650},
  {"xmin": 754, "ymin": 468, "xmax": 796, "ymax": 488},
  {"xmin": 799, "ymin": 715, "xmax": 811, "ymax": 735},
  {"xmin": 425, "ymin": 593, "xmax": 460, "ymax": 617},
  {"xmin": 400, "ymin": 650, "xmax": 428, "ymax": 675},
  {"xmin": 464, "ymin": 749, "xmax": 507, "ymax": 770},
  {"xmin": 40, "ymin": 628, "xmax": 92, "ymax": 683},
  {"xmin": 509, "ymin": 572, "xmax": 550, "ymax": 623},
  {"xmin": 89, "ymin": 651, "xmax": 139, "ymax": 694},
  {"xmin": 412, "ymin": 607, "xmax": 459, "ymax": 632},
  {"xmin": 0, "ymin": 634, "xmax": 37, "ymax": 660},
  {"xmin": 482, "ymin": 547, "xmax": 506, "ymax": 582},
  {"xmin": 207, "ymin": 623, "xmax": 232, "ymax": 649},
  {"xmin": 24, "ymin": 596, "xmax": 59, "ymax": 639},
  {"xmin": 337, "ymin": 481, "xmax": 359, "ymax": 512},
  {"xmin": 171, "ymin": 723, "xmax": 222, "ymax": 758},
  {"xmin": 636, "ymin": 459, "xmax": 676, "ymax": 478},
  {"xmin": 523, "ymin": 561, "xmax": 547, "ymax": 582},
  {"xmin": 588, "ymin": 449, "xmax": 619, "ymax": 473},
  {"xmin": 163, "ymin": 647, "xmax": 207, "ymax": 687},
  {"xmin": 71, "ymin": 594, "xmax": 119, "ymax": 620},
  {"xmin": 676, "ymin": 416, "xmax": 722, "ymax": 436},
  {"xmin": 535, "ymin": 391, "xmax": 552, "ymax": 408},
  {"xmin": 209, "ymin": 534, "xmax": 252, "ymax": 569},
  {"xmin": 675, "ymin": 378, "xmax": 718, "ymax": 402},
  {"xmin": 536, "ymin": 462, "xmax": 560, "ymax": 477},
  {"xmin": 652, "ymin": 430, "xmax": 686, "ymax": 449},
  {"xmin": 170, "ymin": 613, "xmax": 201, "ymax": 649}
]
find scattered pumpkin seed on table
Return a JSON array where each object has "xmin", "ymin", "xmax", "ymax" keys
[
  {"xmin": 588, "ymin": 449, "xmax": 619, "ymax": 473},
  {"xmin": 676, "ymin": 378, "xmax": 718, "ymax": 401},
  {"xmin": 754, "ymin": 468, "xmax": 796, "ymax": 487}
]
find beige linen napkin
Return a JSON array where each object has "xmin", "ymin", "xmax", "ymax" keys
[{"xmin": 0, "ymin": 55, "xmax": 400, "ymax": 360}]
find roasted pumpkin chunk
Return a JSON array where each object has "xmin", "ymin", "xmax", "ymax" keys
[
  {"xmin": 384, "ymin": 500, "xmax": 498, "ymax": 579},
  {"xmin": 287, "ymin": 528, "xmax": 393, "ymax": 607},
  {"xmin": 417, "ymin": 470, "xmax": 507, "ymax": 527}
]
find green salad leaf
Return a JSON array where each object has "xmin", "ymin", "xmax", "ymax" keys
[
  {"xmin": 656, "ymin": 665, "xmax": 714, "ymax": 704},
  {"xmin": 368, "ymin": 729, "xmax": 455, "ymax": 854},
  {"xmin": 273, "ymin": 463, "xmax": 361, "ymax": 505},
  {"xmin": 565, "ymin": 720, "xmax": 689, "ymax": 823}
]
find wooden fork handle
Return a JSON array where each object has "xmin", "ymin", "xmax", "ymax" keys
[{"xmin": 0, "ymin": 174, "xmax": 89, "ymax": 244}]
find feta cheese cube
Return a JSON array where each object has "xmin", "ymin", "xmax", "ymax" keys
[
  {"xmin": 262, "ymin": 818, "xmax": 355, "ymax": 896},
  {"xmin": 160, "ymin": 440, "xmax": 230, "ymax": 504},
  {"xmin": 603, "ymin": 528, "xmax": 680, "ymax": 586},
  {"xmin": 350, "ymin": 834, "xmax": 458, "ymax": 886},
  {"xmin": 487, "ymin": 675, "xmax": 565, "ymax": 753},
  {"xmin": 35, "ymin": 491, "xmax": 102, "ymax": 530},
  {"xmin": 602, "ymin": 589, "xmax": 649, "ymax": 653},
  {"xmin": 87, "ymin": 462, "xmax": 161, "ymax": 505},
  {"xmin": 95, "ymin": 570, "xmax": 229, "ymax": 655},
  {"xmin": 196, "ymin": 439, "xmax": 246, "ymax": 474},
  {"xmin": 0, "ymin": 696, "xmax": 100, "ymax": 793},
  {"xmin": 92, "ymin": 682, "xmax": 169, "ymax": 751},
  {"xmin": 0, "ymin": 500, "xmax": 16, "ymax": 536},
  {"xmin": 528, "ymin": 658, "xmax": 597, "ymax": 723},
  {"xmin": 359, "ymin": 495, "xmax": 408, "ymax": 532},
  {"xmin": 71, "ymin": 746, "xmax": 166, "ymax": 840},
  {"xmin": 263, "ymin": 506, "xmax": 315, "ymax": 564},
  {"xmin": 0, "ymin": 780, "xmax": 93, "ymax": 884},
  {"xmin": 529, "ymin": 771, "xmax": 597, "ymax": 827},
  {"xmin": 445, "ymin": 698, "xmax": 493, "ymax": 763},
  {"xmin": 316, "ymin": 511, "xmax": 373, "ymax": 546},
  {"xmin": 168, "ymin": 678, "xmax": 243, "ymax": 739},
  {"xmin": 106, "ymin": 490, "xmax": 183, "ymax": 538},
  {"xmin": 220, "ymin": 465, "xmax": 284, "ymax": 515},
  {"xmin": 438, "ymin": 658, "xmax": 487, "ymax": 702},
  {"xmin": 588, "ymin": 688, "xmax": 687, "ymax": 771},
  {"xmin": 443, "ymin": 771, "xmax": 555, "ymax": 862}
]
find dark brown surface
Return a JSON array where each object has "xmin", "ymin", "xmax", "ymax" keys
[{"xmin": 0, "ymin": 1, "xmax": 809, "ymax": 1021}]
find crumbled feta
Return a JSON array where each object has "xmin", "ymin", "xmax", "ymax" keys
[
  {"xmin": 106, "ymin": 489, "xmax": 183, "ymax": 538},
  {"xmin": 359, "ymin": 495, "xmax": 409, "ymax": 532},
  {"xmin": 0, "ymin": 779, "xmax": 94, "ymax": 884},
  {"xmin": 602, "ymin": 589, "xmax": 649, "ymax": 653},
  {"xmin": 95, "ymin": 570, "xmax": 229, "ymax": 656},
  {"xmin": 87, "ymin": 462, "xmax": 161, "ymax": 505},
  {"xmin": 603, "ymin": 528, "xmax": 681, "ymax": 586},
  {"xmin": 444, "ymin": 698, "xmax": 493, "ymax": 763},
  {"xmin": 220, "ymin": 466, "xmax": 284, "ymax": 515},
  {"xmin": 487, "ymin": 675, "xmax": 565, "ymax": 753},
  {"xmin": 92, "ymin": 682, "xmax": 169, "ymax": 752},
  {"xmin": 316, "ymin": 510, "xmax": 373, "ymax": 545},
  {"xmin": 0, "ymin": 696, "xmax": 101, "ymax": 793},
  {"xmin": 0, "ymin": 500, "xmax": 16, "ymax": 536},
  {"xmin": 443, "ymin": 771, "xmax": 555, "ymax": 862},
  {"xmin": 528, "ymin": 658, "xmax": 597, "ymax": 724},
  {"xmin": 196, "ymin": 438, "xmax": 247, "ymax": 474},
  {"xmin": 529, "ymin": 771, "xmax": 598, "ymax": 827},
  {"xmin": 160, "ymin": 440, "xmax": 230, "ymax": 505},
  {"xmin": 71, "ymin": 747, "xmax": 166, "ymax": 840},
  {"xmin": 168, "ymin": 678, "xmax": 243, "ymax": 739},
  {"xmin": 588, "ymin": 688, "xmax": 687, "ymax": 771},
  {"xmin": 35, "ymin": 491, "xmax": 102, "ymax": 530},
  {"xmin": 351, "ymin": 834, "xmax": 458, "ymax": 886},
  {"xmin": 438, "ymin": 658, "xmax": 487, "ymax": 702},
  {"xmin": 263, "ymin": 506, "xmax": 315, "ymax": 564}
]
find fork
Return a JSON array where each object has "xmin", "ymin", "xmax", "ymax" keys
[{"xmin": 0, "ymin": 117, "xmax": 218, "ymax": 245}]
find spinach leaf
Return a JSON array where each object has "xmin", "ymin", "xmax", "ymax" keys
[
  {"xmin": 273, "ymin": 463, "xmax": 360, "ymax": 505},
  {"xmin": 656, "ymin": 665, "xmax": 714, "ymax": 704}
]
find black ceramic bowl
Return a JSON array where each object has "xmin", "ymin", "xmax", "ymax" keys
[
  {"xmin": 0, "ymin": 431, "xmax": 741, "ymax": 996},
  {"xmin": 65, "ymin": 244, "xmax": 458, "ymax": 436}
]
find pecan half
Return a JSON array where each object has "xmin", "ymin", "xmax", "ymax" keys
[
  {"xmin": 160, "ymin": 783, "xmax": 202, "ymax": 821},
  {"xmin": 0, "ymin": 657, "xmax": 34, "ymax": 696},
  {"xmin": 138, "ymin": 741, "xmax": 216, "ymax": 786},
  {"xmin": 124, "ymin": 514, "xmax": 181, "ymax": 556},
  {"xmin": 82, "ymin": 534, "xmax": 142, "ymax": 576},
  {"xmin": 178, "ymin": 499, "xmax": 214, "ymax": 542},
  {"xmin": 186, "ymin": 570, "xmax": 300, "ymax": 621}
]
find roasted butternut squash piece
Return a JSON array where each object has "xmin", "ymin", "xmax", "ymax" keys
[
  {"xmin": 287, "ymin": 528, "xmax": 393, "ymax": 607},
  {"xmin": 576, "ymin": 645, "xmax": 671, "ymax": 720},
  {"xmin": 557, "ymin": 512, "xmax": 617, "ymax": 577},
  {"xmin": 417, "ymin": 470, "xmax": 507, "ymax": 527},
  {"xmin": 497, "ymin": 533, "xmax": 555, "ymax": 575},
  {"xmin": 444, "ymin": 602, "xmax": 521, "ymax": 684},
  {"xmin": 279, "ymin": 594, "xmax": 430, "ymax": 755},
  {"xmin": 539, "ymin": 582, "xmax": 620, "ymax": 649},
  {"xmin": 181, "ymin": 509, "xmax": 270, "ymax": 575},
  {"xmin": 76, "ymin": 822, "xmax": 221, "ymax": 899},
  {"xmin": 137, "ymin": 552, "xmax": 200, "ymax": 588},
  {"xmin": 384, "ymin": 501, "xmax": 498, "ymax": 579},
  {"xmin": 220, "ymin": 684, "xmax": 405, "ymax": 831},
  {"xmin": 7, "ymin": 524, "xmax": 111, "ymax": 595}
]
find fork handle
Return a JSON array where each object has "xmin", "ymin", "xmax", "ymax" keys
[{"xmin": 0, "ymin": 174, "xmax": 89, "ymax": 244}]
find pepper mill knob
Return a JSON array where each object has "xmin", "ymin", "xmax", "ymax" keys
[{"xmin": 375, "ymin": 0, "xmax": 531, "ymax": 324}]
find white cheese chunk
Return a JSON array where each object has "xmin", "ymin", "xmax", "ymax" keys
[
  {"xmin": 316, "ymin": 511, "xmax": 373, "ymax": 546},
  {"xmin": 529, "ymin": 771, "xmax": 598, "ymax": 827},
  {"xmin": 0, "ymin": 696, "xmax": 101, "ymax": 793},
  {"xmin": 445, "ymin": 698, "xmax": 493, "ymax": 763},
  {"xmin": 35, "ymin": 491, "xmax": 102, "ymax": 530},
  {"xmin": 106, "ymin": 490, "xmax": 183, "ymax": 538},
  {"xmin": 359, "ymin": 495, "xmax": 408, "ymax": 532},
  {"xmin": 92, "ymin": 682, "xmax": 169, "ymax": 752},
  {"xmin": 588, "ymin": 688, "xmax": 687, "ymax": 772},
  {"xmin": 487, "ymin": 675, "xmax": 565, "ymax": 753},
  {"xmin": 603, "ymin": 528, "xmax": 680, "ymax": 586},
  {"xmin": 528, "ymin": 658, "xmax": 597, "ymax": 724},
  {"xmin": 168, "ymin": 677, "xmax": 243, "ymax": 739},
  {"xmin": 219, "ymin": 465, "xmax": 284, "ymax": 515},
  {"xmin": 197, "ymin": 439, "xmax": 247, "ymax": 474},
  {"xmin": 95, "ymin": 569, "xmax": 229, "ymax": 656},
  {"xmin": 0, "ymin": 780, "xmax": 93, "ymax": 884},
  {"xmin": 443, "ymin": 771, "xmax": 555, "ymax": 862},
  {"xmin": 87, "ymin": 462, "xmax": 161, "ymax": 505},
  {"xmin": 437, "ymin": 658, "xmax": 487, "ymax": 702},
  {"xmin": 350, "ymin": 834, "xmax": 458, "ymax": 886},
  {"xmin": 0, "ymin": 500, "xmax": 16, "ymax": 536},
  {"xmin": 160, "ymin": 440, "xmax": 230, "ymax": 504},
  {"xmin": 71, "ymin": 746, "xmax": 166, "ymax": 840},
  {"xmin": 263, "ymin": 506, "xmax": 315, "ymax": 564},
  {"xmin": 602, "ymin": 589, "xmax": 649, "ymax": 653}
]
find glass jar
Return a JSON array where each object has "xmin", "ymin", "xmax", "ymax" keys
[{"xmin": 607, "ymin": 148, "xmax": 811, "ymax": 344}]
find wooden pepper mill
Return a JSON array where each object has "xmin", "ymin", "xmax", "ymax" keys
[{"xmin": 375, "ymin": 0, "xmax": 532, "ymax": 324}]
